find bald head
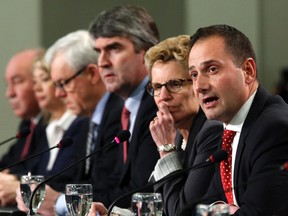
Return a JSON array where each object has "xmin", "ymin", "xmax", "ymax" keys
[{"xmin": 5, "ymin": 49, "xmax": 44, "ymax": 119}]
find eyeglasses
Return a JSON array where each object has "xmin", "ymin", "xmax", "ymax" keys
[
  {"xmin": 146, "ymin": 78, "xmax": 192, "ymax": 96},
  {"xmin": 54, "ymin": 67, "xmax": 86, "ymax": 92}
]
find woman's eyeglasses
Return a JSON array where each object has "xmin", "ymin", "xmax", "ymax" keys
[{"xmin": 146, "ymin": 78, "xmax": 192, "ymax": 97}]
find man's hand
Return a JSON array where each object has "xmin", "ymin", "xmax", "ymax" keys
[
  {"xmin": 229, "ymin": 204, "xmax": 239, "ymax": 214},
  {"xmin": 0, "ymin": 172, "xmax": 19, "ymax": 206},
  {"xmin": 150, "ymin": 102, "xmax": 176, "ymax": 145},
  {"xmin": 15, "ymin": 184, "xmax": 28, "ymax": 212},
  {"xmin": 36, "ymin": 185, "xmax": 60, "ymax": 216},
  {"xmin": 89, "ymin": 202, "xmax": 108, "ymax": 216},
  {"xmin": 149, "ymin": 102, "xmax": 177, "ymax": 158}
]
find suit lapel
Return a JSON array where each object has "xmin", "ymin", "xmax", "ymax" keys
[
  {"xmin": 233, "ymin": 87, "xmax": 269, "ymax": 200},
  {"xmin": 185, "ymin": 109, "xmax": 206, "ymax": 166},
  {"xmin": 120, "ymin": 91, "xmax": 157, "ymax": 181},
  {"xmin": 94, "ymin": 93, "xmax": 124, "ymax": 150}
]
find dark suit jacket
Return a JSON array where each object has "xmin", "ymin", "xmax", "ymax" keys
[
  {"xmin": 0, "ymin": 118, "xmax": 45, "ymax": 176},
  {"xmin": 93, "ymin": 91, "xmax": 160, "ymax": 208},
  {"xmin": 0, "ymin": 120, "xmax": 30, "ymax": 169},
  {"xmin": 88, "ymin": 93, "xmax": 124, "ymax": 195},
  {"xmin": 154, "ymin": 110, "xmax": 223, "ymax": 216},
  {"xmin": 184, "ymin": 87, "xmax": 288, "ymax": 216},
  {"xmin": 30, "ymin": 116, "xmax": 89, "ymax": 192}
]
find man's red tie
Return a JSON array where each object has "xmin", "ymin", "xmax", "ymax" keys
[
  {"xmin": 121, "ymin": 106, "xmax": 130, "ymax": 162},
  {"xmin": 220, "ymin": 129, "xmax": 236, "ymax": 204},
  {"xmin": 20, "ymin": 121, "xmax": 36, "ymax": 160}
]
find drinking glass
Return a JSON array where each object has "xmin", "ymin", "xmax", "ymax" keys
[
  {"xmin": 65, "ymin": 184, "xmax": 93, "ymax": 216},
  {"xmin": 131, "ymin": 192, "xmax": 163, "ymax": 216},
  {"xmin": 20, "ymin": 175, "xmax": 45, "ymax": 215},
  {"xmin": 209, "ymin": 203, "xmax": 230, "ymax": 216}
]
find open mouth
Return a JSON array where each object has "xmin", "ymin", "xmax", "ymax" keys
[
  {"xmin": 203, "ymin": 96, "xmax": 219, "ymax": 105},
  {"xmin": 103, "ymin": 73, "xmax": 116, "ymax": 80}
]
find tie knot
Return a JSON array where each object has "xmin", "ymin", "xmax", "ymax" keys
[
  {"xmin": 223, "ymin": 129, "xmax": 236, "ymax": 137},
  {"xmin": 122, "ymin": 106, "xmax": 130, "ymax": 117},
  {"xmin": 222, "ymin": 129, "xmax": 236, "ymax": 149},
  {"xmin": 89, "ymin": 121, "xmax": 96, "ymax": 130},
  {"xmin": 30, "ymin": 121, "xmax": 36, "ymax": 129},
  {"xmin": 121, "ymin": 106, "xmax": 130, "ymax": 130}
]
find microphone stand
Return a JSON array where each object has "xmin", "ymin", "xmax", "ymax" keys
[
  {"xmin": 0, "ymin": 128, "xmax": 30, "ymax": 146},
  {"xmin": 1, "ymin": 137, "xmax": 72, "ymax": 172},
  {"xmin": 0, "ymin": 136, "xmax": 17, "ymax": 146},
  {"xmin": 107, "ymin": 160, "xmax": 215, "ymax": 215},
  {"xmin": 28, "ymin": 145, "xmax": 111, "ymax": 215},
  {"xmin": 28, "ymin": 131, "xmax": 130, "ymax": 215},
  {"xmin": 107, "ymin": 150, "xmax": 228, "ymax": 215},
  {"xmin": 0, "ymin": 145, "xmax": 59, "ymax": 172}
]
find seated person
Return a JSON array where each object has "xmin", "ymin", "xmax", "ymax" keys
[{"xmin": 0, "ymin": 49, "xmax": 43, "ymax": 207}]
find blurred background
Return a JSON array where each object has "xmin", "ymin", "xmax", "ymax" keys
[{"xmin": 1, "ymin": 0, "xmax": 288, "ymax": 156}]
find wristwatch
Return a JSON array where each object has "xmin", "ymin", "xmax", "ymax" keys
[{"xmin": 157, "ymin": 144, "xmax": 176, "ymax": 152}]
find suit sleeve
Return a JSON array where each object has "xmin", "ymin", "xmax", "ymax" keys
[{"xmin": 154, "ymin": 122, "xmax": 222, "ymax": 215}]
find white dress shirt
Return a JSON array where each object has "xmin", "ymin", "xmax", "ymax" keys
[
  {"xmin": 224, "ymin": 90, "xmax": 256, "ymax": 205},
  {"xmin": 46, "ymin": 110, "xmax": 77, "ymax": 170}
]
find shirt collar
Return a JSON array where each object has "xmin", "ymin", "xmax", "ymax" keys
[
  {"xmin": 125, "ymin": 76, "xmax": 149, "ymax": 115},
  {"xmin": 31, "ymin": 112, "xmax": 43, "ymax": 124},
  {"xmin": 224, "ymin": 90, "xmax": 257, "ymax": 132},
  {"xmin": 91, "ymin": 92, "xmax": 110, "ymax": 125}
]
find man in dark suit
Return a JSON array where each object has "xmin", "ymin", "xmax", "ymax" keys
[
  {"xmin": 185, "ymin": 24, "xmax": 288, "ymax": 215},
  {"xmin": 1, "ymin": 49, "xmax": 44, "ymax": 171},
  {"xmin": 88, "ymin": 4, "xmax": 160, "ymax": 208},
  {"xmin": 0, "ymin": 49, "xmax": 44, "ymax": 206}
]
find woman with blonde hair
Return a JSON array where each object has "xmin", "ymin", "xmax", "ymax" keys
[{"xmin": 145, "ymin": 35, "xmax": 223, "ymax": 215}]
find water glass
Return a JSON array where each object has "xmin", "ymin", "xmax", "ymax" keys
[
  {"xmin": 65, "ymin": 184, "xmax": 93, "ymax": 216},
  {"xmin": 131, "ymin": 192, "xmax": 163, "ymax": 216},
  {"xmin": 20, "ymin": 175, "xmax": 45, "ymax": 215}
]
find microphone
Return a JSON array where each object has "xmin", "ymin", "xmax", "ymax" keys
[
  {"xmin": 280, "ymin": 162, "xmax": 288, "ymax": 171},
  {"xmin": 0, "ymin": 127, "xmax": 31, "ymax": 146},
  {"xmin": 106, "ymin": 150, "xmax": 228, "ymax": 215},
  {"xmin": 179, "ymin": 160, "xmax": 288, "ymax": 216},
  {"xmin": 205, "ymin": 150, "xmax": 228, "ymax": 163},
  {"xmin": 0, "ymin": 137, "xmax": 73, "ymax": 172},
  {"xmin": 28, "ymin": 130, "xmax": 131, "ymax": 215}
]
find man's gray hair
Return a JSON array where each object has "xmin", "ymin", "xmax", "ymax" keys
[
  {"xmin": 45, "ymin": 30, "xmax": 98, "ymax": 72},
  {"xmin": 89, "ymin": 5, "xmax": 160, "ymax": 52}
]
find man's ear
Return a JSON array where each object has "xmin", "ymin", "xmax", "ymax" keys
[
  {"xmin": 86, "ymin": 64, "xmax": 100, "ymax": 84},
  {"xmin": 242, "ymin": 58, "xmax": 257, "ymax": 84}
]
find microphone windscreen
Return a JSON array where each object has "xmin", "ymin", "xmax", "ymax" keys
[
  {"xmin": 281, "ymin": 162, "xmax": 288, "ymax": 171},
  {"xmin": 16, "ymin": 127, "xmax": 31, "ymax": 138},
  {"xmin": 210, "ymin": 150, "xmax": 228, "ymax": 163},
  {"xmin": 57, "ymin": 137, "xmax": 73, "ymax": 148},
  {"xmin": 115, "ymin": 130, "xmax": 131, "ymax": 143}
]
